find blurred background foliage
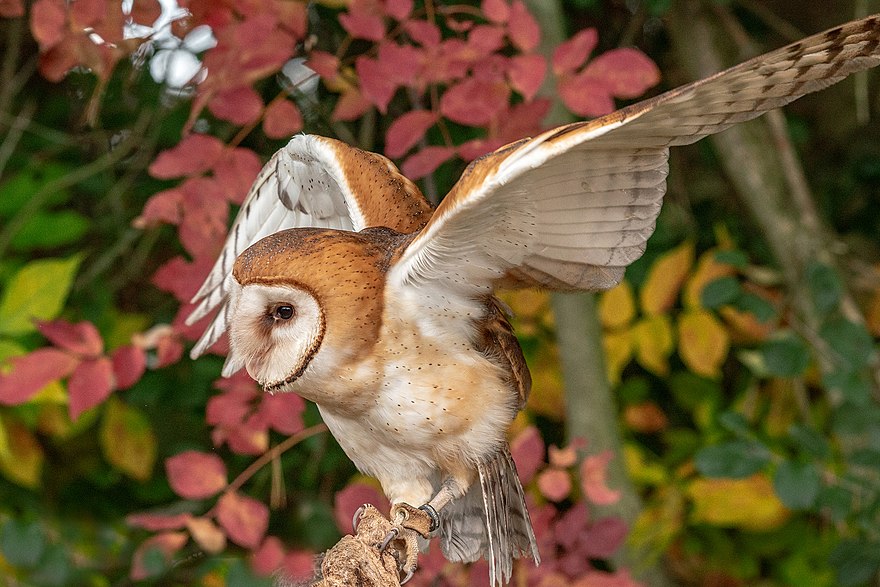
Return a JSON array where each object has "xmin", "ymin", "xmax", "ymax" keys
[{"xmin": 1, "ymin": 0, "xmax": 880, "ymax": 586}]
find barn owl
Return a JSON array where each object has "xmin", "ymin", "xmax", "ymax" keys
[{"xmin": 187, "ymin": 15, "xmax": 880, "ymax": 586}]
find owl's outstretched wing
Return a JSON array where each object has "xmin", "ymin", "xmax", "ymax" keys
[
  {"xmin": 187, "ymin": 134, "xmax": 433, "ymax": 359},
  {"xmin": 390, "ymin": 15, "xmax": 880, "ymax": 295}
]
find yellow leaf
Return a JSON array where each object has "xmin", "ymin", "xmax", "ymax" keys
[
  {"xmin": 624, "ymin": 443, "xmax": 668, "ymax": 486},
  {"xmin": 0, "ymin": 416, "xmax": 44, "ymax": 488},
  {"xmin": 678, "ymin": 309, "xmax": 730, "ymax": 378},
  {"xmin": 866, "ymin": 285, "xmax": 880, "ymax": 337},
  {"xmin": 640, "ymin": 241, "xmax": 694, "ymax": 316},
  {"xmin": 682, "ymin": 248, "xmax": 736, "ymax": 308},
  {"xmin": 526, "ymin": 346, "xmax": 565, "ymax": 419},
  {"xmin": 687, "ymin": 474, "xmax": 789, "ymax": 531},
  {"xmin": 602, "ymin": 328, "xmax": 633, "ymax": 385},
  {"xmin": 633, "ymin": 315, "xmax": 674, "ymax": 376},
  {"xmin": 100, "ymin": 397, "xmax": 157, "ymax": 481},
  {"xmin": 763, "ymin": 379, "xmax": 800, "ymax": 438},
  {"xmin": 598, "ymin": 281, "xmax": 636, "ymax": 330},
  {"xmin": 630, "ymin": 486, "xmax": 684, "ymax": 563},
  {"xmin": 0, "ymin": 255, "xmax": 82, "ymax": 336},
  {"xmin": 499, "ymin": 289, "xmax": 551, "ymax": 336}
]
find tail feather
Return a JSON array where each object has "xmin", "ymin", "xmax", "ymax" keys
[{"xmin": 438, "ymin": 446, "xmax": 539, "ymax": 586}]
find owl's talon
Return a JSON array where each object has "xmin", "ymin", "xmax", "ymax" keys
[
  {"xmin": 378, "ymin": 527, "xmax": 399, "ymax": 551},
  {"xmin": 352, "ymin": 504, "xmax": 366, "ymax": 532},
  {"xmin": 400, "ymin": 568, "xmax": 415, "ymax": 585}
]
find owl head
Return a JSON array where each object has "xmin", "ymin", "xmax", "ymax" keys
[{"xmin": 226, "ymin": 228, "xmax": 394, "ymax": 395}]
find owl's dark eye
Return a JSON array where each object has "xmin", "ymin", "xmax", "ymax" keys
[{"xmin": 273, "ymin": 305, "xmax": 295, "ymax": 320}]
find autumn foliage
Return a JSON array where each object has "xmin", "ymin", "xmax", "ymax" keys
[{"xmin": 2, "ymin": 0, "xmax": 880, "ymax": 586}]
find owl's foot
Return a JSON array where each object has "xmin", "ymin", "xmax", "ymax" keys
[{"xmin": 370, "ymin": 503, "xmax": 440, "ymax": 584}]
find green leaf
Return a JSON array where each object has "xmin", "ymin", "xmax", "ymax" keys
[
  {"xmin": 718, "ymin": 410, "xmax": 751, "ymax": 437},
  {"xmin": 10, "ymin": 211, "xmax": 90, "ymax": 251},
  {"xmin": 824, "ymin": 370, "xmax": 872, "ymax": 406},
  {"xmin": 29, "ymin": 544, "xmax": 71, "ymax": 586},
  {"xmin": 817, "ymin": 485, "xmax": 851, "ymax": 523},
  {"xmin": 806, "ymin": 261, "xmax": 843, "ymax": 317},
  {"xmin": 735, "ymin": 292, "xmax": 777, "ymax": 323},
  {"xmin": 0, "ymin": 519, "xmax": 45, "ymax": 568},
  {"xmin": 695, "ymin": 440, "xmax": 771, "ymax": 478},
  {"xmin": 830, "ymin": 540, "xmax": 880, "ymax": 587},
  {"xmin": 788, "ymin": 424, "xmax": 831, "ymax": 459},
  {"xmin": 700, "ymin": 276, "xmax": 742, "ymax": 308},
  {"xmin": 820, "ymin": 318, "xmax": 874, "ymax": 372},
  {"xmin": 100, "ymin": 397, "xmax": 157, "ymax": 481},
  {"xmin": 714, "ymin": 249, "xmax": 748, "ymax": 268},
  {"xmin": 0, "ymin": 163, "xmax": 71, "ymax": 217},
  {"xmin": 0, "ymin": 255, "xmax": 82, "ymax": 336},
  {"xmin": 226, "ymin": 559, "xmax": 273, "ymax": 587},
  {"xmin": 773, "ymin": 460, "xmax": 820, "ymax": 510},
  {"xmin": 760, "ymin": 336, "xmax": 811, "ymax": 377}
]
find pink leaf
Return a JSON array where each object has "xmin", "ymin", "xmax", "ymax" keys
[
  {"xmin": 507, "ymin": 54, "xmax": 546, "ymax": 101},
  {"xmin": 306, "ymin": 50, "xmax": 340, "ymax": 81},
  {"xmin": 258, "ymin": 392, "xmax": 305, "ymax": 435},
  {"xmin": 30, "ymin": 0, "xmax": 65, "ymax": 49},
  {"xmin": 507, "ymin": 1, "xmax": 540, "ymax": 52},
  {"xmin": 332, "ymin": 87, "xmax": 372, "ymax": 122},
  {"xmin": 457, "ymin": 137, "xmax": 506, "ymax": 161},
  {"xmin": 553, "ymin": 502, "xmax": 588, "ymax": 550},
  {"xmin": 263, "ymin": 99, "xmax": 303, "ymax": 139},
  {"xmin": 440, "ymin": 78, "xmax": 509, "ymax": 126},
  {"xmin": 209, "ymin": 85, "xmax": 264, "ymax": 126},
  {"xmin": 510, "ymin": 425, "xmax": 545, "ymax": 485},
  {"xmin": 468, "ymin": 25, "xmax": 505, "ymax": 56},
  {"xmin": 582, "ymin": 47, "xmax": 660, "ymax": 98},
  {"xmin": 111, "ymin": 345, "xmax": 146, "ymax": 390},
  {"xmin": 537, "ymin": 468, "xmax": 572, "ymax": 502},
  {"xmin": 572, "ymin": 569, "xmax": 641, "ymax": 587},
  {"xmin": 548, "ymin": 438, "xmax": 586, "ymax": 468},
  {"xmin": 558, "ymin": 73, "xmax": 615, "ymax": 118},
  {"xmin": 383, "ymin": 0, "xmax": 412, "ymax": 20},
  {"xmin": 334, "ymin": 481, "xmax": 389, "ymax": 533},
  {"xmin": 178, "ymin": 177, "xmax": 229, "ymax": 259},
  {"xmin": 282, "ymin": 550, "xmax": 318, "ymax": 582},
  {"xmin": 580, "ymin": 516, "xmax": 629, "ymax": 559},
  {"xmin": 404, "ymin": 20, "xmax": 441, "ymax": 47},
  {"xmin": 340, "ymin": 10, "xmax": 385, "ymax": 41},
  {"xmin": 401, "ymin": 146, "xmax": 456, "ymax": 180},
  {"xmin": 149, "ymin": 134, "xmax": 224, "ymax": 179},
  {"xmin": 130, "ymin": 532, "xmax": 188, "ymax": 580},
  {"xmin": 385, "ymin": 110, "xmax": 437, "ymax": 158},
  {"xmin": 37, "ymin": 319, "xmax": 103, "ymax": 357},
  {"xmin": 580, "ymin": 450, "xmax": 621, "ymax": 506},
  {"xmin": 378, "ymin": 42, "xmax": 423, "ymax": 86},
  {"xmin": 126, "ymin": 511, "xmax": 193, "ymax": 531},
  {"xmin": 355, "ymin": 56, "xmax": 397, "ymax": 113},
  {"xmin": 482, "ymin": 0, "xmax": 510, "ymax": 23},
  {"xmin": 151, "ymin": 255, "xmax": 212, "ymax": 304},
  {"xmin": 216, "ymin": 490, "xmax": 270, "ymax": 548},
  {"xmin": 213, "ymin": 147, "xmax": 262, "ymax": 204},
  {"xmin": 251, "ymin": 536, "xmax": 286, "ymax": 576},
  {"xmin": 68, "ymin": 357, "xmax": 114, "ymax": 420},
  {"xmin": 134, "ymin": 188, "xmax": 182, "ymax": 227},
  {"xmin": 552, "ymin": 28, "xmax": 597, "ymax": 74},
  {"xmin": 166, "ymin": 450, "xmax": 228, "ymax": 499},
  {"xmin": 0, "ymin": 348, "xmax": 79, "ymax": 406}
]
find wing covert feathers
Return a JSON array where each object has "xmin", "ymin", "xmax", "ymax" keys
[
  {"xmin": 392, "ymin": 14, "xmax": 880, "ymax": 294},
  {"xmin": 187, "ymin": 135, "xmax": 432, "ymax": 359}
]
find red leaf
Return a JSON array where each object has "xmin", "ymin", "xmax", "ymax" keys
[
  {"xmin": 111, "ymin": 345, "xmax": 146, "ymax": 390},
  {"xmin": 572, "ymin": 570, "xmax": 640, "ymax": 587},
  {"xmin": 213, "ymin": 147, "xmax": 262, "ymax": 204},
  {"xmin": 258, "ymin": 392, "xmax": 305, "ymax": 435},
  {"xmin": 497, "ymin": 99, "xmax": 550, "ymax": 142},
  {"xmin": 68, "ymin": 357, "xmax": 114, "ymax": 420},
  {"xmin": 340, "ymin": 10, "xmax": 385, "ymax": 41},
  {"xmin": 37, "ymin": 319, "xmax": 103, "ymax": 357},
  {"xmin": 457, "ymin": 137, "xmax": 505, "ymax": 161},
  {"xmin": 209, "ymin": 85, "xmax": 264, "ymax": 126},
  {"xmin": 149, "ymin": 134, "xmax": 224, "ymax": 179},
  {"xmin": 384, "ymin": 110, "xmax": 437, "ymax": 158},
  {"xmin": 404, "ymin": 19, "xmax": 440, "ymax": 47},
  {"xmin": 440, "ymin": 78, "xmax": 509, "ymax": 126},
  {"xmin": 355, "ymin": 56, "xmax": 397, "ymax": 113},
  {"xmin": 1, "ymin": 0, "xmax": 24, "ymax": 18},
  {"xmin": 131, "ymin": 531, "xmax": 188, "ymax": 580},
  {"xmin": 558, "ymin": 73, "xmax": 615, "ymax": 118},
  {"xmin": 282, "ymin": 550, "xmax": 317, "ymax": 582},
  {"xmin": 70, "ymin": 0, "xmax": 103, "ymax": 28},
  {"xmin": 378, "ymin": 42, "xmax": 423, "ymax": 86},
  {"xmin": 334, "ymin": 481, "xmax": 389, "ymax": 533},
  {"xmin": 507, "ymin": 54, "xmax": 546, "ymax": 101},
  {"xmin": 537, "ymin": 468, "xmax": 571, "ymax": 502},
  {"xmin": 552, "ymin": 28, "xmax": 597, "ymax": 74},
  {"xmin": 468, "ymin": 25, "xmax": 506, "ymax": 56},
  {"xmin": 216, "ymin": 490, "xmax": 269, "ymax": 548},
  {"xmin": 0, "ymin": 348, "xmax": 78, "ymax": 406},
  {"xmin": 30, "ymin": 0, "xmax": 66, "ymax": 49},
  {"xmin": 553, "ymin": 502, "xmax": 588, "ymax": 550},
  {"xmin": 251, "ymin": 536, "xmax": 286, "ymax": 576},
  {"xmin": 306, "ymin": 50, "xmax": 339, "ymax": 81},
  {"xmin": 582, "ymin": 47, "xmax": 660, "ymax": 98},
  {"xmin": 507, "ymin": 1, "xmax": 540, "ymax": 52},
  {"xmin": 510, "ymin": 425, "xmax": 545, "ymax": 485},
  {"xmin": 126, "ymin": 511, "xmax": 193, "ymax": 531},
  {"xmin": 263, "ymin": 99, "xmax": 303, "ymax": 139},
  {"xmin": 383, "ymin": 0, "xmax": 412, "ymax": 20},
  {"xmin": 580, "ymin": 516, "xmax": 628, "ymax": 559},
  {"xmin": 178, "ymin": 177, "xmax": 229, "ymax": 259},
  {"xmin": 134, "ymin": 187, "xmax": 182, "ymax": 227},
  {"xmin": 580, "ymin": 450, "xmax": 621, "ymax": 506},
  {"xmin": 482, "ymin": 0, "xmax": 510, "ymax": 23},
  {"xmin": 401, "ymin": 146, "xmax": 456, "ymax": 180},
  {"xmin": 332, "ymin": 87, "xmax": 372, "ymax": 122},
  {"xmin": 151, "ymin": 255, "xmax": 212, "ymax": 304},
  {"xmin": 207, "ymin": 383, "xmax": 257, "ymax": 427},
  {"xmin": 166, "ymin": 450, "xmax": 227, "ymax": 499}
]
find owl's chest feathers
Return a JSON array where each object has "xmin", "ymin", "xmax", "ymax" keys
[{"xmin": 316, "ymin": 289, "xmax": 519, "ymax": 477}]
